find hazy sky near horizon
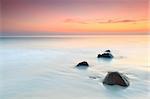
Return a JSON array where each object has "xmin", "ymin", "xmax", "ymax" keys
[{"xmin": 1, "ymin": 0, "xmax": 149, "ymax": 35}]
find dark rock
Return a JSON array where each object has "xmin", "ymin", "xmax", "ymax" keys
[
  {"xmin": 76, "ymin": 61, "xmax": 89, "ymax": 67},
  {"xmin": 97, "ymin": 53, "xmax": 113, "ymax": 58},
  {"xmin": 89, "ymin": 76, "xmax": 97, "ymax": 79},
  {"xmin": 103, "ymin": 72, "xmax": 129, "ymax": 87},
  {"xmin": 105, "ymin": 50, "xmax": 111, "ymax": 52},
  {"xmin": 89, "ymin": 75, "xmax": 101, "ymax": 79}
]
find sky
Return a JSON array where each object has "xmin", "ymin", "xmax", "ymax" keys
[{"xmin": 1, "ymin": 0, "xmax": 149, "ymax": 36}]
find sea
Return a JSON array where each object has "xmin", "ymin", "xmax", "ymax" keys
[{"xmin": 0, "ymin": 35, "xmax": 149, "ymax": 99}]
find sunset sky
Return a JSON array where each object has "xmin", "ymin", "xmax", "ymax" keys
[{"xmin": 1, "ymin": 0, "xmax": 149, "ymax": 36}]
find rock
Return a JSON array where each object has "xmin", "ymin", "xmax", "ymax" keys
[
  {"xmin": 97, "ymin": 53, "xmax": 113, "ymax": 58},
  {"xmin": 89, "ymin": 75, "xmax": 101, "ymax": 79},
  {"xmin": 89, "ymin": 76, "xmax": 97, "ymax": 79},
  {"xmin": 105, "ymin": 50, "xmax": 111, "ymax": 52},
  {"xmin": 76, "ymin": 61, "xmax": 89, "ymax": 67},
  {"xmin": 103, "ymin": 72, "xmax": 129, "ymax": 87}
]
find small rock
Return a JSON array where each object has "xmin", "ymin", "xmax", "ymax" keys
[
  {"xmin": 103, "ymin": 72, "xmax": 129, "ymax": 87},
  {"xmin": 97, "ymin": 53, "xmax": 113, "ymax": 58},
  {"xmin": 89, "ymin": 76, "xmax": 97, "ymax": 79},
  {"xmin": 105, "ymin": 50, "xmax": 111, "ymax": 52},
  {"xmin": 89, "ymin": 75, "xmax": 101, "ymax": 79},
  {"xmin": 76, "ymin": 61, "xmax": 89, "ymax": 67}
]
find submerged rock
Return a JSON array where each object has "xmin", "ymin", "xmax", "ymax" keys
[
  {"xmin": 76, "ymin": 61, "xmax": 89, "ymax": 67},
  {"xmin": 97, "ymin": 53, "xmax": 114, "ymax": 58},
  {"xmin": 103, "ymin": 72, "xmax": 129, "ymax": 87},
  {"xmin": 89, "ymin": 75, "xmax": 101, "ymax": 80}
]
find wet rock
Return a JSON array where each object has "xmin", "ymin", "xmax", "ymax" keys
[
  {"xmin": 76, "ymin": 61, "xmax": 89, "ymax": 67},
  {"xmin": 97, "ymin": 53, "xmax": 114, "ymax": 58},
  {"xmin": 105, "ymin": 50, "xmax": 111, "ymax": 52},
  {"xmin": 103, "ymin": 72, "xmax": 129, "ymax": 87},
  {"xmin": 89, "ymin": 75, "xmax": 101, "ymax": 80},
  {"xmin": 89, "ymin": 76, "xmax": 97, "ymax": 79}
]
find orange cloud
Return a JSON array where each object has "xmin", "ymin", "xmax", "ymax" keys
[
  {"xmin": 64, "ymin": 18, "xmax": 148, "ymax": 24},
  {"xmin": 62, "ymin": 18, "xmax": 149, "ymax": 34}
]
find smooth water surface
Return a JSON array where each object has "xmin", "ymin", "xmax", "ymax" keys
[{"xmin": 0, "ymin": 35, "xmax": 150, "ymax": 99}]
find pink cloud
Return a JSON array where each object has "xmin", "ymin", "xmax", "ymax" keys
[{"xmin": 64, "ymin": 18, "xmax": 88, "ymax": 24}]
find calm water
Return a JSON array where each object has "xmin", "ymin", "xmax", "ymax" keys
[{"xmin": 0, "ymin": 35, "xmax": 150, "ymax": 99}]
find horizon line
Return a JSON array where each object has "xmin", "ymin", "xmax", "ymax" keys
[
  {"xmin": 0, "ymin": 32, "xmax": 149, "ymax": 36},
  {"xmin": 0, "ymin": 34, "xmax": 150, "ymax": 38}
]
